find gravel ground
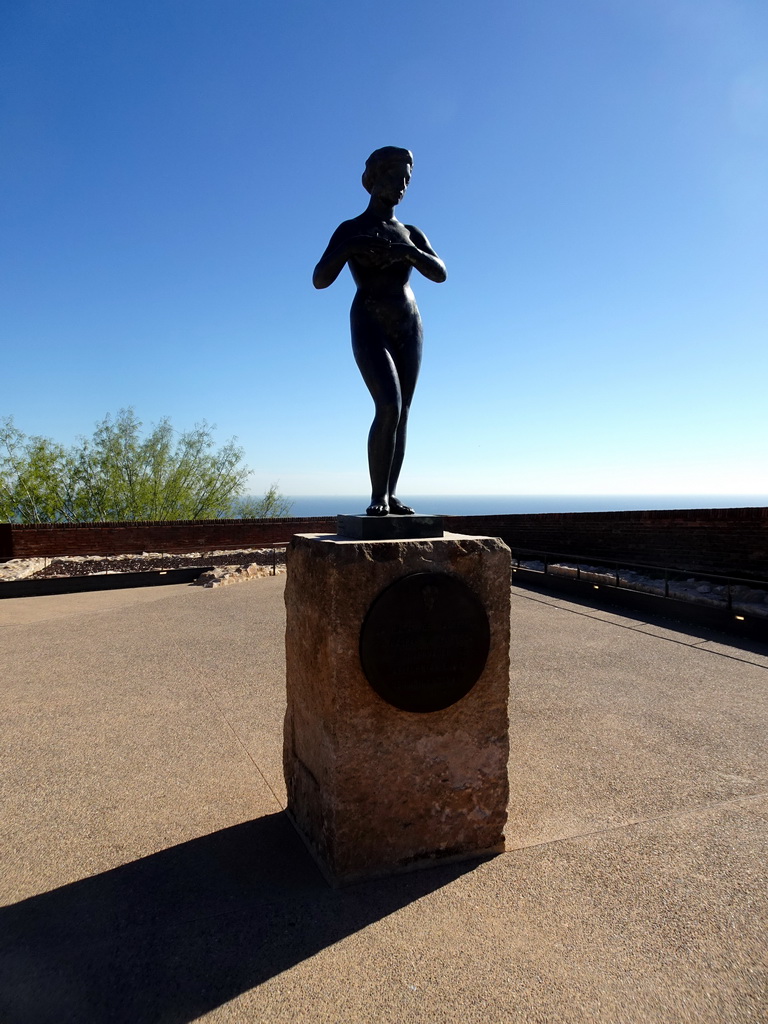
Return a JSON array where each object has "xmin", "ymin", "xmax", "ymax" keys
[
  {"xmin": 518, "ymin": 559, "xmax": 768, "ymax": 617},
  {"xmin": 1, "ymin": 548, "xmax": 287, "ymax": 581},
  {"xmin": 4, "ymin": 551, "xmax": 767, "ymax": 618}
]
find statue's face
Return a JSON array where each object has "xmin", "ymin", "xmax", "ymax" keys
[{"xmin": 372, "ymin": 157, "xmax": 412, "ymax": 206}]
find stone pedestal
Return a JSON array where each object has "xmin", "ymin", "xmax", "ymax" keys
[{"xmin": 283, "ymin": 531, "xmax": 511, "ymax": 885}]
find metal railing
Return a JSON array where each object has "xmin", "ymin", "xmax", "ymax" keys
[{"xmin": 509, "ymin": 547, "xmax": 768, "ymax": 625}]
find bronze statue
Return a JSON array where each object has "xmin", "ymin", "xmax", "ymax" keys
[{"xmin": 313, "ymin": 147, "xmax": 446, "ymax": 516}]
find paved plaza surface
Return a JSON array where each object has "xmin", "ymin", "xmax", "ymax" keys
[{"xmin": 1, "ymin": 576, "xmax": 767, "ymax": 1023}]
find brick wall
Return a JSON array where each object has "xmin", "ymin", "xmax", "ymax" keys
[
  {"xmin": 0, "ymin": 518, "xmax": 337, "ymax": 559},
  {"xmin": 2, "ymin": 507, "xmax": 767, "ymax": 577},
  {"xmin": 443, "ymin": 507, "xmax": 768, "ymax": 577}
]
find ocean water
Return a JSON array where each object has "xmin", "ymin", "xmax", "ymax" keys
[{"xmin": 282, "ymin": 494, "xmax": 768, "ymax": 518}]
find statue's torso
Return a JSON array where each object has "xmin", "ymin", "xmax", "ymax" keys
[{"xmin": 344, "ymin": 214, "xmax": 418, "ymax": 301}]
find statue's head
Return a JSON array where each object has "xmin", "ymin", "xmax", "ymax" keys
[{"xmin": 362, "ymin": 147, "xmax": 414, "ymax": 196}]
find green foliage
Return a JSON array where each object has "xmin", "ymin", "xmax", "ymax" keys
[
  {"xmin": 0, "ymin": 419, "xmax": 69, "ymax": 524},
  {"xmin": 233, "ymin": 484, "xmax": 294, "ymax": 519},
  {"xmin": 0, "ymin": 410, "xmax": 292, "ymax": 523}
]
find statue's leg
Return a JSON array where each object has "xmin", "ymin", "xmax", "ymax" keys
[
  {"xmin": 387, "ymin": 412, "xmax": 411, "ymax": 512},
  {"xmin": 352, "ymin": 329, "xmax": 402, "ymax": 515},
  {"xmin": 387, "ymin": 329, "xmax": 422, "ymax": 514}
]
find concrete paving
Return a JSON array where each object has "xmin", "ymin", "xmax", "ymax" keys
[{"xmin": 1, "ymin": 579, "xmax": 766, "ymax": 1023}]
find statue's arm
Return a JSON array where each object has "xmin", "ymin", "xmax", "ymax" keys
[
  {"xmin": 313, "ymin": 222, "xmax": 361, "ymax": 289},
  {"xmin": 400, "ymin": 226, "xmax": 447, "ymax": 283}
]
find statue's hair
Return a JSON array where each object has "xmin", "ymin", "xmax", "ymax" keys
[{"xmin": 362, "ymin": 147, "xmax": 413, "ymax": 194}]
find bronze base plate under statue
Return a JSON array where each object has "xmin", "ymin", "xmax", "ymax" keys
[
  {"xmin": 283, "ymin": 531, "xmax": 511, "ymax": 886},
  {"xmin": 336, "ymin": 513, "xmax": 443, "ymax": 540}
]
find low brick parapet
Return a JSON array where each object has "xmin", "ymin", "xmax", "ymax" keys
[{"xmin": 2, "ymin": 506, "xmax": 767, "ymax": 576}]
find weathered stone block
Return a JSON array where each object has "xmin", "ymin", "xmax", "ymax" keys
[{"xmin": 283, "ymin": 532, "xmax": 511, "ymax": 885}]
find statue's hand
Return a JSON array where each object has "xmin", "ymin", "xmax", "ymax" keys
[
  {"xmin": 346, "ymin": 235, "xmax": 401, "ymax": 268},
  {"xmin": 347, "ymin": 235, "xmax": 389, "ymax": 257},
  {"xmin": 381, "ymin": 241, "xmax": 418, "ymax": 265},
  {"xmin": 366, "ymin": 240, "xmax": 420, "ymax": 268},
  {"xmin": 365, "ymin": 244, "xmax": 400, "ymax": 268}
]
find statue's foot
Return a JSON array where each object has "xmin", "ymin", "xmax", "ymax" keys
[
  {"xmin": 388, "ymin": 497, "xmax": 415, "ymax": 515},
  {"xmin": 366, "ymin": 502, "xmax": 389, "ymax": 517}
]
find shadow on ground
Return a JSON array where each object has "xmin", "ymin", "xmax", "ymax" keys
[
  {"xmin": 513, "ymin": 581, "xmax": 768, "ymax": 654},
  {"xmin": 1, "ymin": 811, "xmax": 480, "ymax": 1024}
]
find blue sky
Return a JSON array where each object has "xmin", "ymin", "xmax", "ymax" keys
[{"xmin": 2, "ymin": 0, "xmax": 766, "ymax": 499}]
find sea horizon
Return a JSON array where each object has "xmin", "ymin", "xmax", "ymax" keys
[{"xmin": 279, "ymin": 494, "xmax": 768, "ymax": 518}]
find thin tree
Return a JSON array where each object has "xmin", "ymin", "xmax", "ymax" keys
[{"xmin": 0, "ymin": 410, "xmax": 291, "ymax": 523}]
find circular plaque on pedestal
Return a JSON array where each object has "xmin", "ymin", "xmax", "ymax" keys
[{"xmin": 359, "ymin": 572, "xmax": 490, "ymax": 713}]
